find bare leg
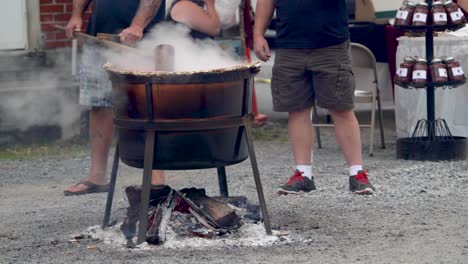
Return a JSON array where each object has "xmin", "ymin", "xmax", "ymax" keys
[
  {"xmin": 151, "ymin": 170, "xmax": 166, "ymax": 185},
  {"xmin": 330, "ymin": 109, "xmax": 363, "ymax": 166},
  {"xmin": 288, "ymin": 108, "xmax": 314, "ymax": 165},
  {"xmin": 65, "ymin": 107, "xmax": 166, "ymax": 193},
  {"xmin": 65, "ymin": 107, "xmax": 114, "ymax": 193}
]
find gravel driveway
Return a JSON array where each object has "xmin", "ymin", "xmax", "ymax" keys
[{"xmin": 1, "ymin": 121, "xmax": 468, "ymax": 264}]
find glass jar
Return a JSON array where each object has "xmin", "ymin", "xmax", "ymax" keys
[
  {"xmin": 396, "ymin": 57, "xmax": 416, "ymax": 84},
  {"xmin": 431, "ymin": 1, "xmax": 448, "ymax": 26},
  {"xmin": 444, "ymin": 0, "xmax": 467, "ymax": 25},
  {"xmin": 395, "ymin": 1, "xmax": 416, "ymax": 26},
  {"xmin": 412, "ymin": 3, "xmax": 429, "ymax": 26},
  {"xmin": 444, "ymin": 57, "xmax": 466, "ymax": 82},
  {"xmin": 412, "ymin": 58, "xmax": 428, "ymax": 87},
  {"xmin": 430, "ymin": 58, "xmax": 448, "ymax": 83}
]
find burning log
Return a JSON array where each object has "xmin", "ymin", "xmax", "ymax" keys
[
  {"xmin": 121, "ymin": 186, "xmax": 260, "ymax": 246},
  {"xmin": 146, "ymin": 190, "xmax": 177, "ymax": 245}
]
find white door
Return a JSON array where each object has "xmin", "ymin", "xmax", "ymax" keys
[{"xmin": 0, "ymin": 0, "xmax": 27, "ymax": 50}]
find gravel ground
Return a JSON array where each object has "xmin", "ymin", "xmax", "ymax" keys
[{"xmin": 1, "ymin": 119, "xmax": 468, "ymax": 264}]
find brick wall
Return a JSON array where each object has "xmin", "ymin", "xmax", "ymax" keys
[{"xmin": 39, "ymin": 0, "xmax": 92, "ymax": 49}]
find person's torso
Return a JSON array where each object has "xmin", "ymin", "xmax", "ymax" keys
[
  {"xmin": 86, "ymin": 0, "xmax": 166, "ymax": 36},
  {"xmin": 274, "ymin": 0, "xmax": 350, "ymax": 49},
  {"xmin": 167, "ymin": 0, "xmax": 212, "ymax": 39}
]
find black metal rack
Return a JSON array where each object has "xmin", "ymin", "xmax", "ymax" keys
[{"xmin": 394, "ymin": 0, "xmax": 467, "ymax": 161}]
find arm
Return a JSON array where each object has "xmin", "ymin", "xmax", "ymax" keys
[
  {"xmin": 170, "ymin": 0, "xmax": 221, "ymax": 37},
  {"xmin": 253, "ymin": 0, "xmax": 275, "ymax": 61},
  {"xmin": 65, "ymin": 0, "xmax": 92, "ymax": 38},
  {"xmin": 120, "ymin": 0, "xmax": 163, "ymax": 44}
]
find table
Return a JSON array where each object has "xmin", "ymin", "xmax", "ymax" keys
[{"xmin": 395, "ymin": 35, "xmax": 468, "ymax": 138}]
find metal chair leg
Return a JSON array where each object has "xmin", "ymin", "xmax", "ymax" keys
[
  {"xmin": 312, "ymin": 106, "xmax": 322, "ymax": 149},
  {"xmin": 217, "ymin": 167, "xmax": 229, "ymax": 197},
  {"xmin": 369, "ymin": 95, "xmax": 377, "ymax": 157},
  {"xmin": 136, "ymin": 131, "xmax": 156, "ymax": 245},
  {"xmin": 244, "ymin": 125, "xmax": 272, "ymax": 235},
  {"xmin": 377, "ymin": 95, "xmax": 386, "ymax": 149},
  {"xmin": 102, "ymin": 144, "xmax": 120, "ymax": 228}
]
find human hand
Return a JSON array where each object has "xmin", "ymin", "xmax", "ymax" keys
[
  {"xmin": 253, "ymin": 35, "xmax": 271, "ymax": 62},
  {"xmin": 65, "ymin": 16, "xmax": 83, "ymax": 38},
  {"xmin": 120, "ymin": 25, "xmax": 144, "ymax": 45}
]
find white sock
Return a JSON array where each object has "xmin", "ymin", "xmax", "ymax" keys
[
  {"xmin": 349, "ymin": 165, "xmax": 363, "ymax": 176},
  {"xmin": 295, "ymin": 165, "xmax": 313, "ymax": 179}
]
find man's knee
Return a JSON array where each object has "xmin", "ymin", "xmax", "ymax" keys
[{"xmin": 330, "ymin": 108, "xmax": 355, "ymax": 118}]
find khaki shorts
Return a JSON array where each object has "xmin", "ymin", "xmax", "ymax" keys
[{"xmin": 271, "ymin": 40, "xmax": 355, "ymax": 112}]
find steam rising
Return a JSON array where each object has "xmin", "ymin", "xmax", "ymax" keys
[
  {"xmin": 0, "ymin": 52, "xmax": 79, "ymax": 139},
  {"xmin": 106, "ymin": 23, "xmax": 245, "ymax": 72},
  {"xmin": 0, "ymin": 23, "xmax": 247, "ymax": 140}
]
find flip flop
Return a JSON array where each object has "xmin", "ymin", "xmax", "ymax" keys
[{"xmin": 64, "ymin": 181, "xmax": 110, "ymax": 196}]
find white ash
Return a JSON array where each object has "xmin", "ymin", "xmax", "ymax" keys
[{"xmin": 83, "ymin": 222, "xmax": 310, "ymax": 250}]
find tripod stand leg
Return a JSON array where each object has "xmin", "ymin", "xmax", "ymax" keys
[
  {"xmin": 102, "ymin": 144, "xmax": 120, "ymax": 228},
  {"xmin": 244, "ymin": 126, "xmax": 272, "ymax": 235},
  {"xmin": 137, "ymin": 131, "xmax": 156, "ymax": 244},
  {"xmin": 217, "ymin": 167, "xmax": 229, "ymax": 197}
]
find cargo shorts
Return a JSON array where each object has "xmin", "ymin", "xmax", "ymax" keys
[{"xmin": 271, "ymin": 40, "xmax": 355, "ymax": 112}]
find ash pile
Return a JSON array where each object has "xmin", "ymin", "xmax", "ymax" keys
[{"xmin": 121, "ymin": 186, "xmax": 262, "ymax": 247}]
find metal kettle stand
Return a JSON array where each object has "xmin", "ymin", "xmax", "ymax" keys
[{"xmin": 101, "ymin": 82, "xmax": 272, "ymax": 244}]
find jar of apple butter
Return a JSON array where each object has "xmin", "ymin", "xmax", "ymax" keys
[
  {"xmin": 445, "ymin": 0, "xmax": 467, "ymax": 25},
  {"xmin": 395, "ymin": 2, "xmax": 416, "ymax": 26},
  {"xmin": 412, "ymin": 58, "xmax": 428, "ymax": 87},
  {"xmin": 431, "ymin": 1, "xmax": 448, "ymax": 26},
  {"xmin": 430, "ymin": 58, "xmax": 448, "ymax": 83},
  {"xmin": 396, "ymin": 57, "xmax": 416, "ymax": 84},
  {"xmin": 412, "ymin": 3, "xmax": 429, "ymax": 26},
  {"xmin": 444, "ymin": 57, "xmax": 466, "ymax": 82}
]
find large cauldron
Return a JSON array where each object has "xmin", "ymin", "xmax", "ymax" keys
[{"xmin": 105, "ymin": 63, "xmax": 261, "ymax": 170}]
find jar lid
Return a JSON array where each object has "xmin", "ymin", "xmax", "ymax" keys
[
  {"xmin": 431, "ymin": 58, "xmax": 443, "ymax": 64},
  {"xmin": 417, "ymin": 58, "xmax": 428, "ymax": 63},
  {"xmin": 443, "ymin": 57, "xmax": 455, "ymax": 62},
  {"xmin": 406, "ymin": 1, "xmax": 417, "ymax": 7},
  {"xmin": 444, "ymin": 0, "xmax": 454, "ymax": 5},
  {"xmin": 416, "ymin": 2, "xmax": 429, "ymax": 6},
  {"xmin": 432, "ymin": 1, "xmax": 444, "ymax": 6},
  {"xmin": 404, "ymin": 57, "xmax": 416, "ymax": 62}
]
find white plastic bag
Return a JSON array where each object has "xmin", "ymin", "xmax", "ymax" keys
[{"xmin": 215, "ymin": 0, "xmax": 242, "ymax": 29}]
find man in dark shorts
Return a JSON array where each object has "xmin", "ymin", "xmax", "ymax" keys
[
  {"xmin": 254, "ymin": 0, "xmax": 376, "ymax": 195},
  {"xmin": 63, "ymin": 0, "xmax": 166, "ymax": 196}
]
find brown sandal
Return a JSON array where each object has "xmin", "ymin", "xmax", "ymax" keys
[{"xmin": 64, "ymin": 181, "xmax": 110, "ymax": 196}]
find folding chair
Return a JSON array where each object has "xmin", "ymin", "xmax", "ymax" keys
[{"xmin": 311, "ymin": 42, "xmax": 385, "ymax": 156}]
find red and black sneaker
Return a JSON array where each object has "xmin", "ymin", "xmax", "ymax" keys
[
  {"xmin": 349, "ymin": 170, "xmax": 375, "ymax": 195},
  {"xmin": 277, "ymin": 170, "xmax": 316, "ymax": 195}
]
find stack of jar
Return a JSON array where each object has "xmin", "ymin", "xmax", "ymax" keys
[
  {"xmin": 394, "ymin": 1, "xmax": 467, "ymax": 27},
  {"xmin": 395, "ymin": 56, "xmax": 466, "ymax": 86}
]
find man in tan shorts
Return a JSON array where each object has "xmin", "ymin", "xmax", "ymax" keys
[{"xmin": 253, "ymin": 0, "xmax": 376, "ymax": 195}]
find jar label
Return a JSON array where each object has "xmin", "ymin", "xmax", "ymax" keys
[
  {"xmin": 396, "ymin": 10, "xmax": 409, "ymax": 20},
  {"xmin": 397, "ymin": 68, "xmax": 408, "ymax": 77},
  {"xmin": 452, "ymin": 66, "xmax": 465, "ymax": 76},
  {"xmin": 413, "ymin": 70, "xmax": 427, "ymax": 80},
  {"xmin": 438, "ymin": 68, "xmax": 448, "ymax": 78},
  {"xmin": 434, "ymin": 12, "xmax": 448, "ymax": 22},
  {"xmin": 450, "ymin": 10, "xmax": 464, "ymax": 21},
  {"xmin": 413, "ymin": 13, "xmax": 428, "ymax": 23}
]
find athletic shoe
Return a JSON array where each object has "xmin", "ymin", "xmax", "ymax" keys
[
  {"xmin": 349, "ymin": 170, "xmax": 375, "ymax": 195},
  {"xmin": 277, "ymin": 170, "xmax": 316, "ymax": 195}
]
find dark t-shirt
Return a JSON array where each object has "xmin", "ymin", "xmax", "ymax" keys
[
  {"xmin": 274, "ymin": 0, "xmax": 350, "ymax": 49},
  {"xmin": 86, "ymin": 0, "xmax": 166, "ymax": 36}
]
